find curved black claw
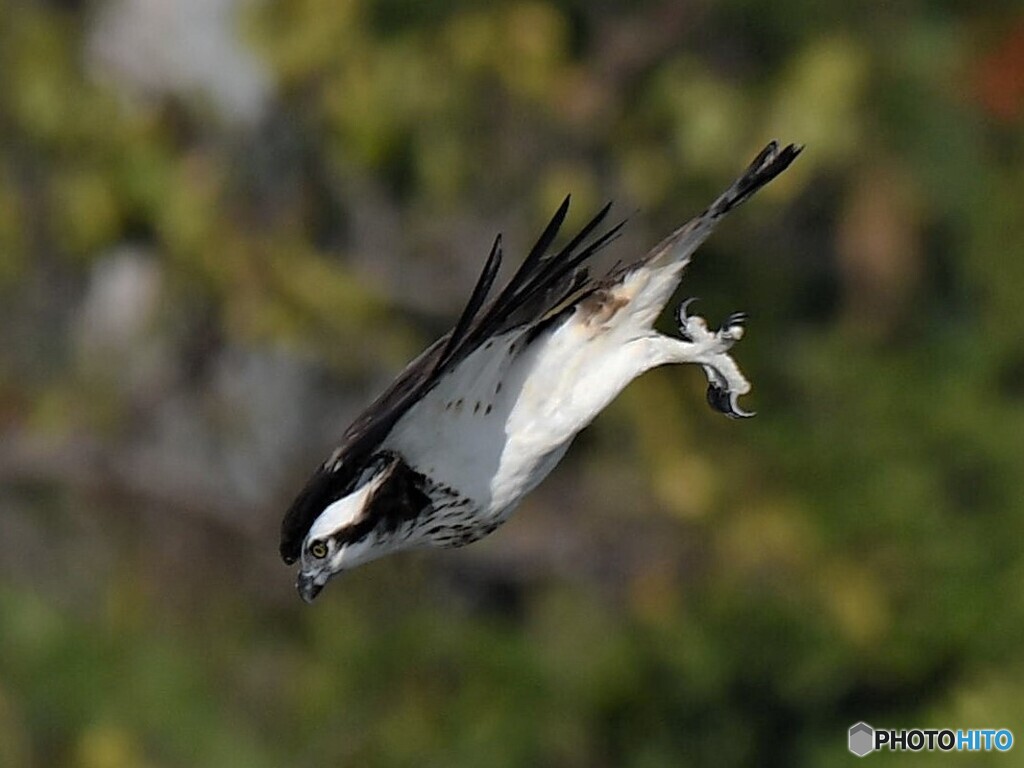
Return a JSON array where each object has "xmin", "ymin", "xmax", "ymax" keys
[
  {"xmin": 677, "ymin": 297, "xmax": 700, "ymax": 341},
  {"xmin": 706, "ymin": 381, "xmax": 756, "ymax": 419},
  {"xmin": 678, "ymin": 297, "xmax": 700, "ymax": 317},
  {"xmin": 722, "ymin": 311, "xmax": 748, "ymax": 330}
]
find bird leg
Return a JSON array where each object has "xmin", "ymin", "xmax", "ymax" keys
[{"xmin": 646, "ymin": 299, "xmax": 754, "ymax": 418}]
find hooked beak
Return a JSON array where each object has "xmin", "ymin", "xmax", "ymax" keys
[{"xmin": 296, "ymin": 572, "xmax": 324, "ymax": 604}]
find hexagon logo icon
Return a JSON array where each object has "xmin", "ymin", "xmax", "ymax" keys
[{"xmin": 849, "ymin": 722, "xmax": 875, "ymax": 757}]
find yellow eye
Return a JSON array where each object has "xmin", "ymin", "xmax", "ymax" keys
[{"xmin": 310, "ymin": 541, "xmax": 328, "ymax": 559}]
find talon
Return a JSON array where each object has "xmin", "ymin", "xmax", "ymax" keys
[
  {"xmin": 677, "ymin": 298, "xmax": 701, "ymax": 341},
  {"xmin": 706, "ymin": 382, "xmax": 756, "ymax": 419},
  {"xmin": 718, "ymin": 311, "xmax": 748, "ymax": 339},
  {"xmin": 706, "ymin": 381, "xmax": 728, "ymax": 412},
  {"xmin": 678, "ymin": 297, "xmax": 700, "ymax": 320}
]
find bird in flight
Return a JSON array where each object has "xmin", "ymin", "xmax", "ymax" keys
[{"xmin": 281, "ymin": 141, "xmax": 801, "ymax": 602}]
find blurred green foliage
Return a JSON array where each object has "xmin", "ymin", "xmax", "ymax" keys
[{"xmin": 1, "ymin": 0, "xmax": 1023, "ymax": 766}]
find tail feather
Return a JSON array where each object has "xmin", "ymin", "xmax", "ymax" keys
[
  {"xmin": 708, "ymin": 141, "xmax": 803, "ymax": 218},
  {"xmin": 598, "ymin": 141, "xmax": 802, "ymax": 319}
]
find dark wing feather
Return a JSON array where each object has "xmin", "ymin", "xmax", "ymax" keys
[
  {"xmin": 500, "ymin": 216, "xmax": 624, "ymax": 328},
  {"xmin": 279, "ymin": 199, "xmax": 621, "ymax": 563},
  {"xmin": 434, "ymin": 234, "xmax": 502, "ymax": 374},
  {"xmin": 468, "ymin": 201, "xmax": 619, "ymax": 340},
  {"xmin": 481, "ymin": 195, "xmax": 571, "ymax": 323}
]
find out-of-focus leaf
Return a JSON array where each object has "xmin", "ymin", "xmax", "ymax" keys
[{"xmin": 767, "ymin": 36, "xmax": 869, "ymax": 165}]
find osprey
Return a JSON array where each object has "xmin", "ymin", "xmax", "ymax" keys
[{"xmin": 282, "ymin": 141, "xmax": 801, "ymax": 602}]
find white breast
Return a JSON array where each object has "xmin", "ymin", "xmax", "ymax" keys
[{"xmin": 386, "ymin": 284, "xmax": 665, "ymax": 525}]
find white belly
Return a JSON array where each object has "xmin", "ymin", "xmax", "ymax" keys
[{"xmin": 386, "ymin": 300, "xmax": 661, "ymax": 525}]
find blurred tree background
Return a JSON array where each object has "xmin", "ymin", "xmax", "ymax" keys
[{"xmin": 1, "ymin": 0, "xmax": 1023, "ymax": 765}]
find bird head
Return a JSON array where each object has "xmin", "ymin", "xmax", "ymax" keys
[
  {"xmin": 293, "ymin": 452, "xmax": 430, "ymax": 602},
  {"xmin": 295, "ymin": 467, "xmax": 385, "ymax": 602}
]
